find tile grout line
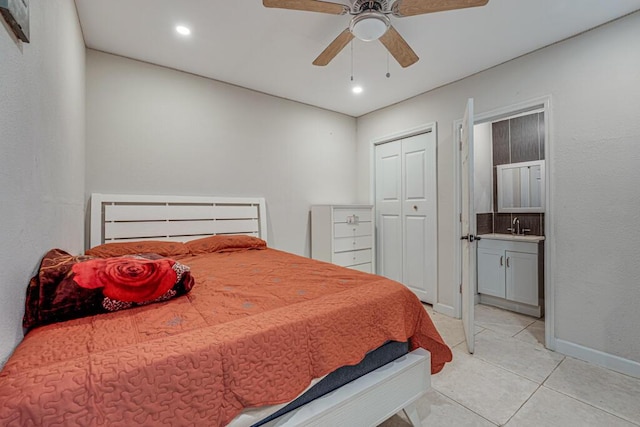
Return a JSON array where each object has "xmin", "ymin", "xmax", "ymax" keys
[
  {"xmin": 432, "ymin": 348, "xmax": 534, "ymax": 427},
  {"xmin": 541, "ymin": 358, "xmax": 640, "ymax": 426},
  {"xmin": 536, "ymin": 384, "xmax": 640, "ymax": 427},
  {"xmin": 431, "ymin": 389, "xmax": 500, "ymax": 426},
  {"xmin": 503, "ymin": 382, "xmax": 544, "ymax": 426},
  {"xmin": 438, "ymin": 306, "xmax": 640, "ymax": 426},
  {"xmin": 500, "ymin": 355, "xmax": 568, "ymax": 422},
  {"xmin": 475, "ymin": 331, "xmax": 561, "ymax": 426}
]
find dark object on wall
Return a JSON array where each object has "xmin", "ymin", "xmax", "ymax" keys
[{"xmin": 0, "ymin": 0, "xmax": 29, "ymax": 43}]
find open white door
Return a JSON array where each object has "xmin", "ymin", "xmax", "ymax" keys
[{"xmin": 460, "ymin": 98, "xmax": 476, "ymax": 354}]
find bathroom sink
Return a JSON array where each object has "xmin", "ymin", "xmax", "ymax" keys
[{"xmin": 478, "ymin": 233, "xmax": 545, "ymax": 243}]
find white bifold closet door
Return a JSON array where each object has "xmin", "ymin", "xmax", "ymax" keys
[{"xmin": 375, "ymin": 131, "xmax": 437, "ymax": 303}]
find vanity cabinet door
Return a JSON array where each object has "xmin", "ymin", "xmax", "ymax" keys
[
  {"xmin": 505, "ymin": 250, "xmax": 538, "ymax": 306},
  {"xmin": 477, "ymin": 246, "xmax": 506, "ymax": 298},
  {"xmin": 477, "ymin": 237, "xmax": 542, "ymax": 317}
]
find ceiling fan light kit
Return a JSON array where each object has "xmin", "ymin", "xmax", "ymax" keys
[
  {"xmin": 263, "ymin": 0, "xmax": 490, "ymax": 68},
  {"xmin": 350, "ymin": 11, "xmax": 390, "ymax": 41}
]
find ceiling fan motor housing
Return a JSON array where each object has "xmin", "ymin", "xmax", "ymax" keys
[{"xmin": 351, "ymin": 0, "xmax": 389, "ymax": 13}]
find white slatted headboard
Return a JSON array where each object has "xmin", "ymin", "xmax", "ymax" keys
[{"xmin": 90, "ymin": 193, "xmax": 267, "ymax": 248}]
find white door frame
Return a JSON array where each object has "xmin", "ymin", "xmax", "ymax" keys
[
  {"xmin": 453, "ymin": 96, "xmax": 556, "ymax": 350},
  {"xmin": 369, "ymin": 122, "xmax": 439, "ymax": 306}
]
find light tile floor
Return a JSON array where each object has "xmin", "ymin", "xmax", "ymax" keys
[{"xmin": 380, "ymin": 303, "xmax": 640, "ymax": 427}]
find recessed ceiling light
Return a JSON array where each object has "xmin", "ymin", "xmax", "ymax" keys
[
  {"xmin": 352, "ymin": 86, "xmax": 363, "ymax": 94},
  {"xmin": 176, "ymin": 25, "xmax": 191, "ymax": 36}
]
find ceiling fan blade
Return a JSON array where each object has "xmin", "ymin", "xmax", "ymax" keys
[
  {"xmin": 392, "ymin": 0, "xmax": 489, "ymax": 17},
  {"xmin": 263, "ymin": 0, "xmax": 349, "ymax": 15},
  {"xmin": 313, "ymin": 29, "xmax": 354, "ymax": 66},
  {"xmin": 379, "ymin": 26, "xmax": 419, "ymax": 68}
]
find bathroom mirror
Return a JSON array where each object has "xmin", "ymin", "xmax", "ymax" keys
[{"xmin": 497, "ymin": 160, "xmax": 545, "ymax": 213}]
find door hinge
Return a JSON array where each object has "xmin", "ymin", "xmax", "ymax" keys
[
  {"xmin": 459, "ymin": 283, "xmax": 462, "ymax": 294},
  {"xmin": 459, "ymin": 139, "xmax": 462, "ymax": 151},
  {"xmin": 459, "ymin": 213, "xmax": 462, "ymax": 223}
]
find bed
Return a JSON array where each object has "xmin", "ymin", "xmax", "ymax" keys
[{"xmin": 0, "ymin": 194, "xmax": 452, "ymax": 426}]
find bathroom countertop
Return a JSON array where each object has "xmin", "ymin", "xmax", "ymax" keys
[{"xmin": 478, "ymin": 233, "xmax": 545, "ymax": 243}]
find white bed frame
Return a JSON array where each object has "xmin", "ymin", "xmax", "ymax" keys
[
  {"xmin": 90, "ymin": 193, "xmax": 268, "ymax": 248},
  {"xmin": 89, "ymin": 193, "xmax": 430, "ymax": 427}
]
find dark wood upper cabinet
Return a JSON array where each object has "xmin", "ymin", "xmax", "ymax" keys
[
  {"xmin": 492, "ymin": 120, "xmax": 510, "ymax": 166},
  {"xmin": 510, "ymin": 114, "xmax": 541, "ymax": 163}
]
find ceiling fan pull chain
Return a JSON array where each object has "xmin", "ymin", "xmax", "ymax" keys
[
  {"xmin": 386, "ymin": 51, "xmax": 391, "ymax": 78},
  {"xmin": 350, "ymin": 40, "xmax": 354, "ymax": 81}
]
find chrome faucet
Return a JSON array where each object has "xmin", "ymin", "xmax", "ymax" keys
[{"xmin": 508, "ymin": 217, "xmax": 520, "ymax": 235}]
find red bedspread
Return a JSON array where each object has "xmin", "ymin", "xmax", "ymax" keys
[{"xmin": 0, "ymin": 248, "xmax": 452, "ymax": 426}]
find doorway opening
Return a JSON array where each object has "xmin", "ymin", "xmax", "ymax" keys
[{"xmin": 454, "ymin": 96, "xmax": 554, "ymax": 351}]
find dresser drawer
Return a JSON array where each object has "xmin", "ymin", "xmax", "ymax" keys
[
  {"xmin": 347, "ymin": 263, "xmax": 373, "ymax": 274},
  {"xmin": 333, "ymin": 208, "xmax": 373, "ymax": 224},
  {"xmin": 333, "ymin": 249, "xmax": 372, "ymax": 267},
  {"xmin": 311, "ymin": 204, "xmax": 375, "ymax": 271},
  {"xmin": 334, "ymin": 222, "xmax": 372, "ymax": 238},
  {"xmin": 333, "ymin": 235, "xmax": 373, "ymax": 252}
]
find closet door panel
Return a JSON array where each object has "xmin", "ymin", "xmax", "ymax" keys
[
  {"xmin": 404, "ymin": 150, "xmax": 426, "ymax": 200},
  {"xmin": 379, "ymin": 214, "xmax": 403, "ymax": 282},
  {"xmin": 404, "ymin": 215, "xmax": 428, "ymax": 300},
  {"xmin": 402, "ymin": 132, "xmax": 436, "ymax": 303},
  {"xmin": 375, "ymin": 130, "xmax": 436, "ymax": 303},
  {"xmin": 376, "ymin": 140, "xmax": 403, "ymax": 283}
]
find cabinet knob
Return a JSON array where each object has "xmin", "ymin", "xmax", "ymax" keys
[{"xmin": 413, "ymin": 205, "xmax": 418, "ymax": 211}]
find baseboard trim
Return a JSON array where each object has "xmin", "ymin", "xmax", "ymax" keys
[
  {"xmin": 434, "ymin": 303, "xmax": 455, "ymax": 318},
  {"xmin": 479, "ymin": 294, "xmax": 542, "ymax": 318},
  {"xmin": 555, "ymin": 338, "xmax": 640, "ymax": 379}
]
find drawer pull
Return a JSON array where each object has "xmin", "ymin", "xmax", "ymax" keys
[{"xmin": 346, "ymin": 215, "xmax": 360, "ymax": 225}]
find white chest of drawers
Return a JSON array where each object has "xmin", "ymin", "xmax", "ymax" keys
[{"xmin": 311, "ymin": 205, "xmax": 375, "ymax": 273}]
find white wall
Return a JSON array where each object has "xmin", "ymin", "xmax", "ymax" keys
[
  {"xmin": 356, "ymin": 11, "xmax": 640, "ymax": 368},
  {"xmin": 85, "ymin": 50, "xmax": 357, "ymax": 256},
  {"xmin": 0, "ymin": 1, "xmax": 86, "ymax": 366}
]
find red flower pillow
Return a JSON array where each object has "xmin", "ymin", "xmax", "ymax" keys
[{"xmin": 23, "ymin": 249, "xmax": 195, "ymax": 331}]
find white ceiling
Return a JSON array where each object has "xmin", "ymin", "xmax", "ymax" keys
[{"xmin": 74, "ymin": 0, "xmax": 640, "ymax": 117}]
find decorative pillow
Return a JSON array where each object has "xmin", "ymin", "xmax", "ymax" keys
[
  {"xmin": 185, "ymin": 235, "xmax": 267, "ymax": 254},
  {"xmin": 85, "ymin": 240, "xmax": 190, "ymax": 258},
  {"xmin": 23, "ymin": 249, "xmax": 195, "ymax": 331}
]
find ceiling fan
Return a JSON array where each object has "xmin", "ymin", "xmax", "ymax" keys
[{"xmin": 263, "ymin": 0, "xmax": 489, "ymax": 68}]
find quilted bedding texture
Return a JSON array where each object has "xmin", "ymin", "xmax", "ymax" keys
[{"xmin": 0, "ymin": 248, "xmax": 452, "ymax": 426}]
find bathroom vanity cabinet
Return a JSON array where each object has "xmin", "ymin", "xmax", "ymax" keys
[{"xmin": 477, "ymin": 234, "xmax": 544, "ymax": 317}]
